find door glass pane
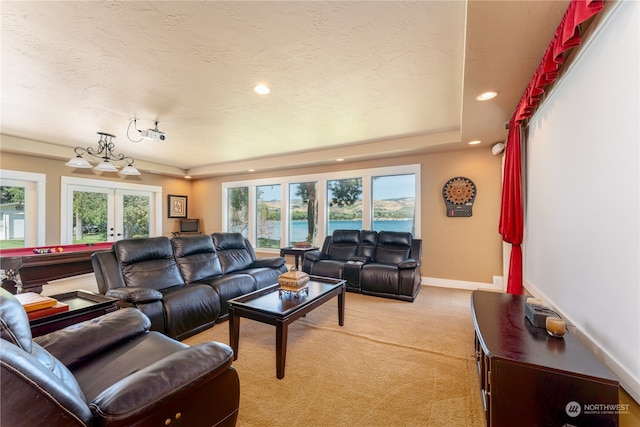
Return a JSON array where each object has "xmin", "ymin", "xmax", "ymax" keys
[
  {"xmin": 372, "ymin": 174, "xmax": 416, "ymax": 235},
  {"xmin": 0, "ymin": 186, "xmax": 26, "ymax": 249},
  {"xmin": 256, "ymin": 184, "xmax": 281, "ymax": 248},
  {"xmin": 327, "ymin": 178, "xmax": 362, "ymax": 234},
  {"xmin": 72, "ymin": 190, "xmax": 108, "ymax": 243},
  {"xmin": 227, "ymin": 187, "xmax": 248, "ymax": 237},
  {"xmin": 289, "ymin": 182, "xmax": 318, "ymax": 246},
  {"xmin": 122, "ymin": 194, "xmax": 150, "ymax": 239}
]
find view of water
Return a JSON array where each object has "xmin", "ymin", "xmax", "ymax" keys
[{"xmin": 258, "ymin": 219, "xmax": 414, "ymax": 244}]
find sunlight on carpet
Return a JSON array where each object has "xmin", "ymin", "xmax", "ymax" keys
[{"xmin": 184, "ymin": 286, "xmax": 486, "ymax": 427}]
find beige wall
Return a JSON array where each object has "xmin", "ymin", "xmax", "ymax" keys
[
  {"xmin": 191, "ymin": 147, "xmax": 504, "ymax": 284},
  {"xmin": 0, "ymin": 151, "xmax": 192, "ymax": 242},
  {"xmin": 2, "ymin": 143, "xmax": 503, "ymax": 284}
]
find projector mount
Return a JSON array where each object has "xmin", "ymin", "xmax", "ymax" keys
[{"xmin": 127, "ymin": 118, "xmax": 167, "ymax": 142}]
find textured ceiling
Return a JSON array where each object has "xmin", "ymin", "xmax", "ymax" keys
[{"xmin": 0, "ymin": 1, "xmax": 569, "ymax": 177}]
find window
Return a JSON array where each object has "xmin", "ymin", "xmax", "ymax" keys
[
  {"xmin": 372, "ymin": 174, "xmax": 416, "ymax": 234},
  {"xmin": 289, "ymin": 182, "xmax": 318, "ymax": 246},
  {"xmin": 0, "ymin": 170, "xmax": 46, "ymax": 248},
  {"xmin": 256, "ymin": 184, "xmax": 281, "ymax": 248},
  {"xmin": 227, "ymin": 187, "xmax": 248, "ymax": 237},
  {"xmin": 222, "ymin": 165, "xmax": 419, "ymax": 251}
]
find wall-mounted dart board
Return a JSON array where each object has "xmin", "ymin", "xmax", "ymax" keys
[{"xmin": 442, "ymin": 177, "xmax": 476, "ymax": 217}]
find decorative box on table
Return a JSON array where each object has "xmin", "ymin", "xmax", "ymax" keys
[{"xmin": 278, "ymin": 269, "xmax": 310, "ymax": 296}]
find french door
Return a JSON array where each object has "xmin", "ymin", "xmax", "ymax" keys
[{"xmin": 61, "ymin": 177, "xmax": 162, "ymax": 244}]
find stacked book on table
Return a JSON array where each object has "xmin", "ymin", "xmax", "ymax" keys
[{"xmin": 14, "ymin": 292, "xmax": 69, "ymax": 320}]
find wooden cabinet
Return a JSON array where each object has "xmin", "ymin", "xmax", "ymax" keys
[{"xmin": 471, "ymin": 290, "xmax": 619, "ymax": 427}]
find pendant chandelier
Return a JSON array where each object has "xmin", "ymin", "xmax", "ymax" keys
[{"xmin": 65, "ymin": 132, "xmax": 140, "ymax": 175}]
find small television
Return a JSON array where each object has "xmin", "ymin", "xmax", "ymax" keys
[{"xmin": 179, "ymin": 218, "xmax": 200, "ymax": 233}]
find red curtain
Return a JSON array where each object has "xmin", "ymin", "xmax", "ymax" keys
[{"xmin": 499, "ymin": 0, "xmax": 604, "ymax": 294}]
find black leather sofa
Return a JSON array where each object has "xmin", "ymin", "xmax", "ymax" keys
[
  {"xmin": 91, "ymin": 233, "xmax": 287, "ymax": 341},
  {"xmin": 0, "ymin": 288, "xmax": 240, "ymax": 427},
  {"xmin": 302, "ymin": 229, "xmax": 422, "ymax": 302}
]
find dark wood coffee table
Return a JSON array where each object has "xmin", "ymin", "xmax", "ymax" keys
[
  {"xmin": 30, "ymin": 290, "xmax": 118, "ymax": 337},
  {"xmin": 228, "ymin": 276, "xmax": 345, "ymax": 379}
]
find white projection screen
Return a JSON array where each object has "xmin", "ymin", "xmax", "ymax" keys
[{"xmin": 523, "ymin": 1, "xmax": 639, "ymax": 400}]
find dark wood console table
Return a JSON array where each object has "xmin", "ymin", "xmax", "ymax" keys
[{"xmin": 471, "ymin": 290, "xmax": 619, "ymax": 427}]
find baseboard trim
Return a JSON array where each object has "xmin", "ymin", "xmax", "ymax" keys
[{"xmin": 421, "ymin": 276, "xmax": 502, "ymax": 291}]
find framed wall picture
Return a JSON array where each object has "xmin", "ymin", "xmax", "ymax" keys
[{"xmin": 168, "ymin": 194, "xmax": 188, "ymax": 218}]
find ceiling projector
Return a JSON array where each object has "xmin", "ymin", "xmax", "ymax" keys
[{"xmin": 140, "ymin": 129, "xmax": 166, "ymax": 141}]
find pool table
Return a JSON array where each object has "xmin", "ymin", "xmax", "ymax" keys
[{"xmin": 0, "ymin": 242, "xmax": 113, "ymax": 294}]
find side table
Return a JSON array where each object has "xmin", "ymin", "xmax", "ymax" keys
[
  {"xmin": 279, "ymin": 246, "xmax": 318, "ymax": 270},
  {"xmin": 30, "ymin": 290, "xmax": 118, "ymax": 337}
]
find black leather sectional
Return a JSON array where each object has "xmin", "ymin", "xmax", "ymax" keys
[
  {"xmin": 0, "ymin": 288, "xmax": 240, "ymax": 426},
  {"xmin": 91, "ymin": 232, "xmax": 287, "ymax": 341},
  {"xmin": 302, "ymin": 229, "xmax": 422, "ymax": 302}
]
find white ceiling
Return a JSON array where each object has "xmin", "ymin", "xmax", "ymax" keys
[{"xmin": 1, "ymin": 1, "xmax": 569, "ymax": 178}]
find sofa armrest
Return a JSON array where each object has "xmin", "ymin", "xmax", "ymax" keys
[
  {"xmin": 106, "ymin": 287, "xmax": 163, "ymax": 304},
  {"xmin": 90, "ymin": 342, "xmax": 234, "ymax": 422},
  {"xmin": 251, "ymin": 257, "xmax": 285, "ymax": 269},
  {"xmin": 304, "ymin": 250, "xmax": 328, "ymax": 262},
  {"xmin": 348, "ymin": 256, "xmax": 371, "ymax": 265},
  {"xmin": 34, "ymin": 308, "xmax": 151, "ymax": 368},
  {"xmin": 398, "ymin": 258, "xmax": 420, "ymax": 269}
]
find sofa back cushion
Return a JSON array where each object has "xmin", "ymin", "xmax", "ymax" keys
[
  {"xmin": 0, "ymin": 288, "xmax": 32, "ymax": 353},
  {"xmin": 114, "ymin": 237, "xmax": 185, "ymax": 291},
  {"xmin": 374, "ymin": 231, "xmax": 412, "ymax": 265},
  {"xmin": 212, "ymin": 233, "xmax": 254, "ymax": 273},
  {"xmin": 172, "ymin": 235, "xmax": 223, "ymax": 284},
  {"xmin": 91, "ymin": 251, "xmax": 127, "ymax": 293},
  {"xmin": 326, "ymin": 229, "xmax": 360, "ymax": 261}
]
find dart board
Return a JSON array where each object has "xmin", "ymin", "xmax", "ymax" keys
[{"xmin": 442, "ymin": 177, "xmax": 476, "ymax": 217}]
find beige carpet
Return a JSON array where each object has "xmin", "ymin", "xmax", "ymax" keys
[{"xmin": 184, "ymin": 286, "xmax": 485, "ymax": 427}]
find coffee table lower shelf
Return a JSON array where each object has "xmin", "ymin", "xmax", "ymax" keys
[{"xmin": 228, "ymin": 276, "xmax": 345, "ymax": 379}]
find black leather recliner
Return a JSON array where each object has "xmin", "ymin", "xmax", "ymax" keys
[
  {"xmin": 0, "ymin": 288, "xmax": 240, "ymax": 427},
  {"xmin": 211, "ymin": 232, "xmax": 288, "ymax": 288},
  {"xmin": 303, "ymin": 230, "xmax": 422, "ymax": 302},
  {"xmin": 302, "ymin": 229, "xmax": 361, "ymax": 279},
  {"xmin": 359, "ymin": 231, "xmax": 422, "ymax": 301},
  {"xmin": 172, "ymin": 234, "xmax": 253, "ymax": 321},
  {"xmin": 92, "ymin": 234, "xmax": 287, "ymax": 339},
  {"xmin": 92, "ymin": 236, "xmax": 220, "ymax": 341}
]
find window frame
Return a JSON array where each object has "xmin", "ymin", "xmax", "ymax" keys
[
  {"xmin": 222, "ymin": 164, "xmax": 420, "ymax": 252},
  {"xmin": 0, "ymin": 170, "xmax": 46, "ymax": 247}
]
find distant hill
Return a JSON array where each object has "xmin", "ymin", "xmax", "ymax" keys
[{"xmin": 262, "ymin": 197, "xmax": 415, "ymax": 220}]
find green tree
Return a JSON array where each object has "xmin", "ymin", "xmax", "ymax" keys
[
  {"xmin": 328, "ymin": 178, "xmax": 362, "ymax": 207},
  {"xmin": 73, "ymin": 191, "xmax": 107, "ymax": 240},
  {"xmin": 295, "ymin": 182, "xmax": 317, "ymax": 242},
  {"xmin": 123, "ymin": 195, "xmax": 149, "ymax": 238},
  {"xmin": 0, "ymin": 186, "xmax": 25, "ymax": 204},
  {"xmin": 229, "ymin": 187, "xmax": 248, "ymax": 234}
]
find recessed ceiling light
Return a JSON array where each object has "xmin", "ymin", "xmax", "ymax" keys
[
  {"xmin": 254, "ymin": 84, "xmax": 270, "ymax": 95},
  {"xmin": 184, "ymin": 175, "xmax": 191, "ymax": 179},
  {"xmin": 476, "ymin": 91, "xmax": 498, "ymax": 101},
  {"xmin": 248, "ymin": 169, "xmax": 256, "ymax": 172},
  {"xmin": 468, "ymin": 140, "xmax": 482, "ymax": 145},
  {"xmin": 336, "ymin": 158, "xmax": 345, "ymax": 162}
]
